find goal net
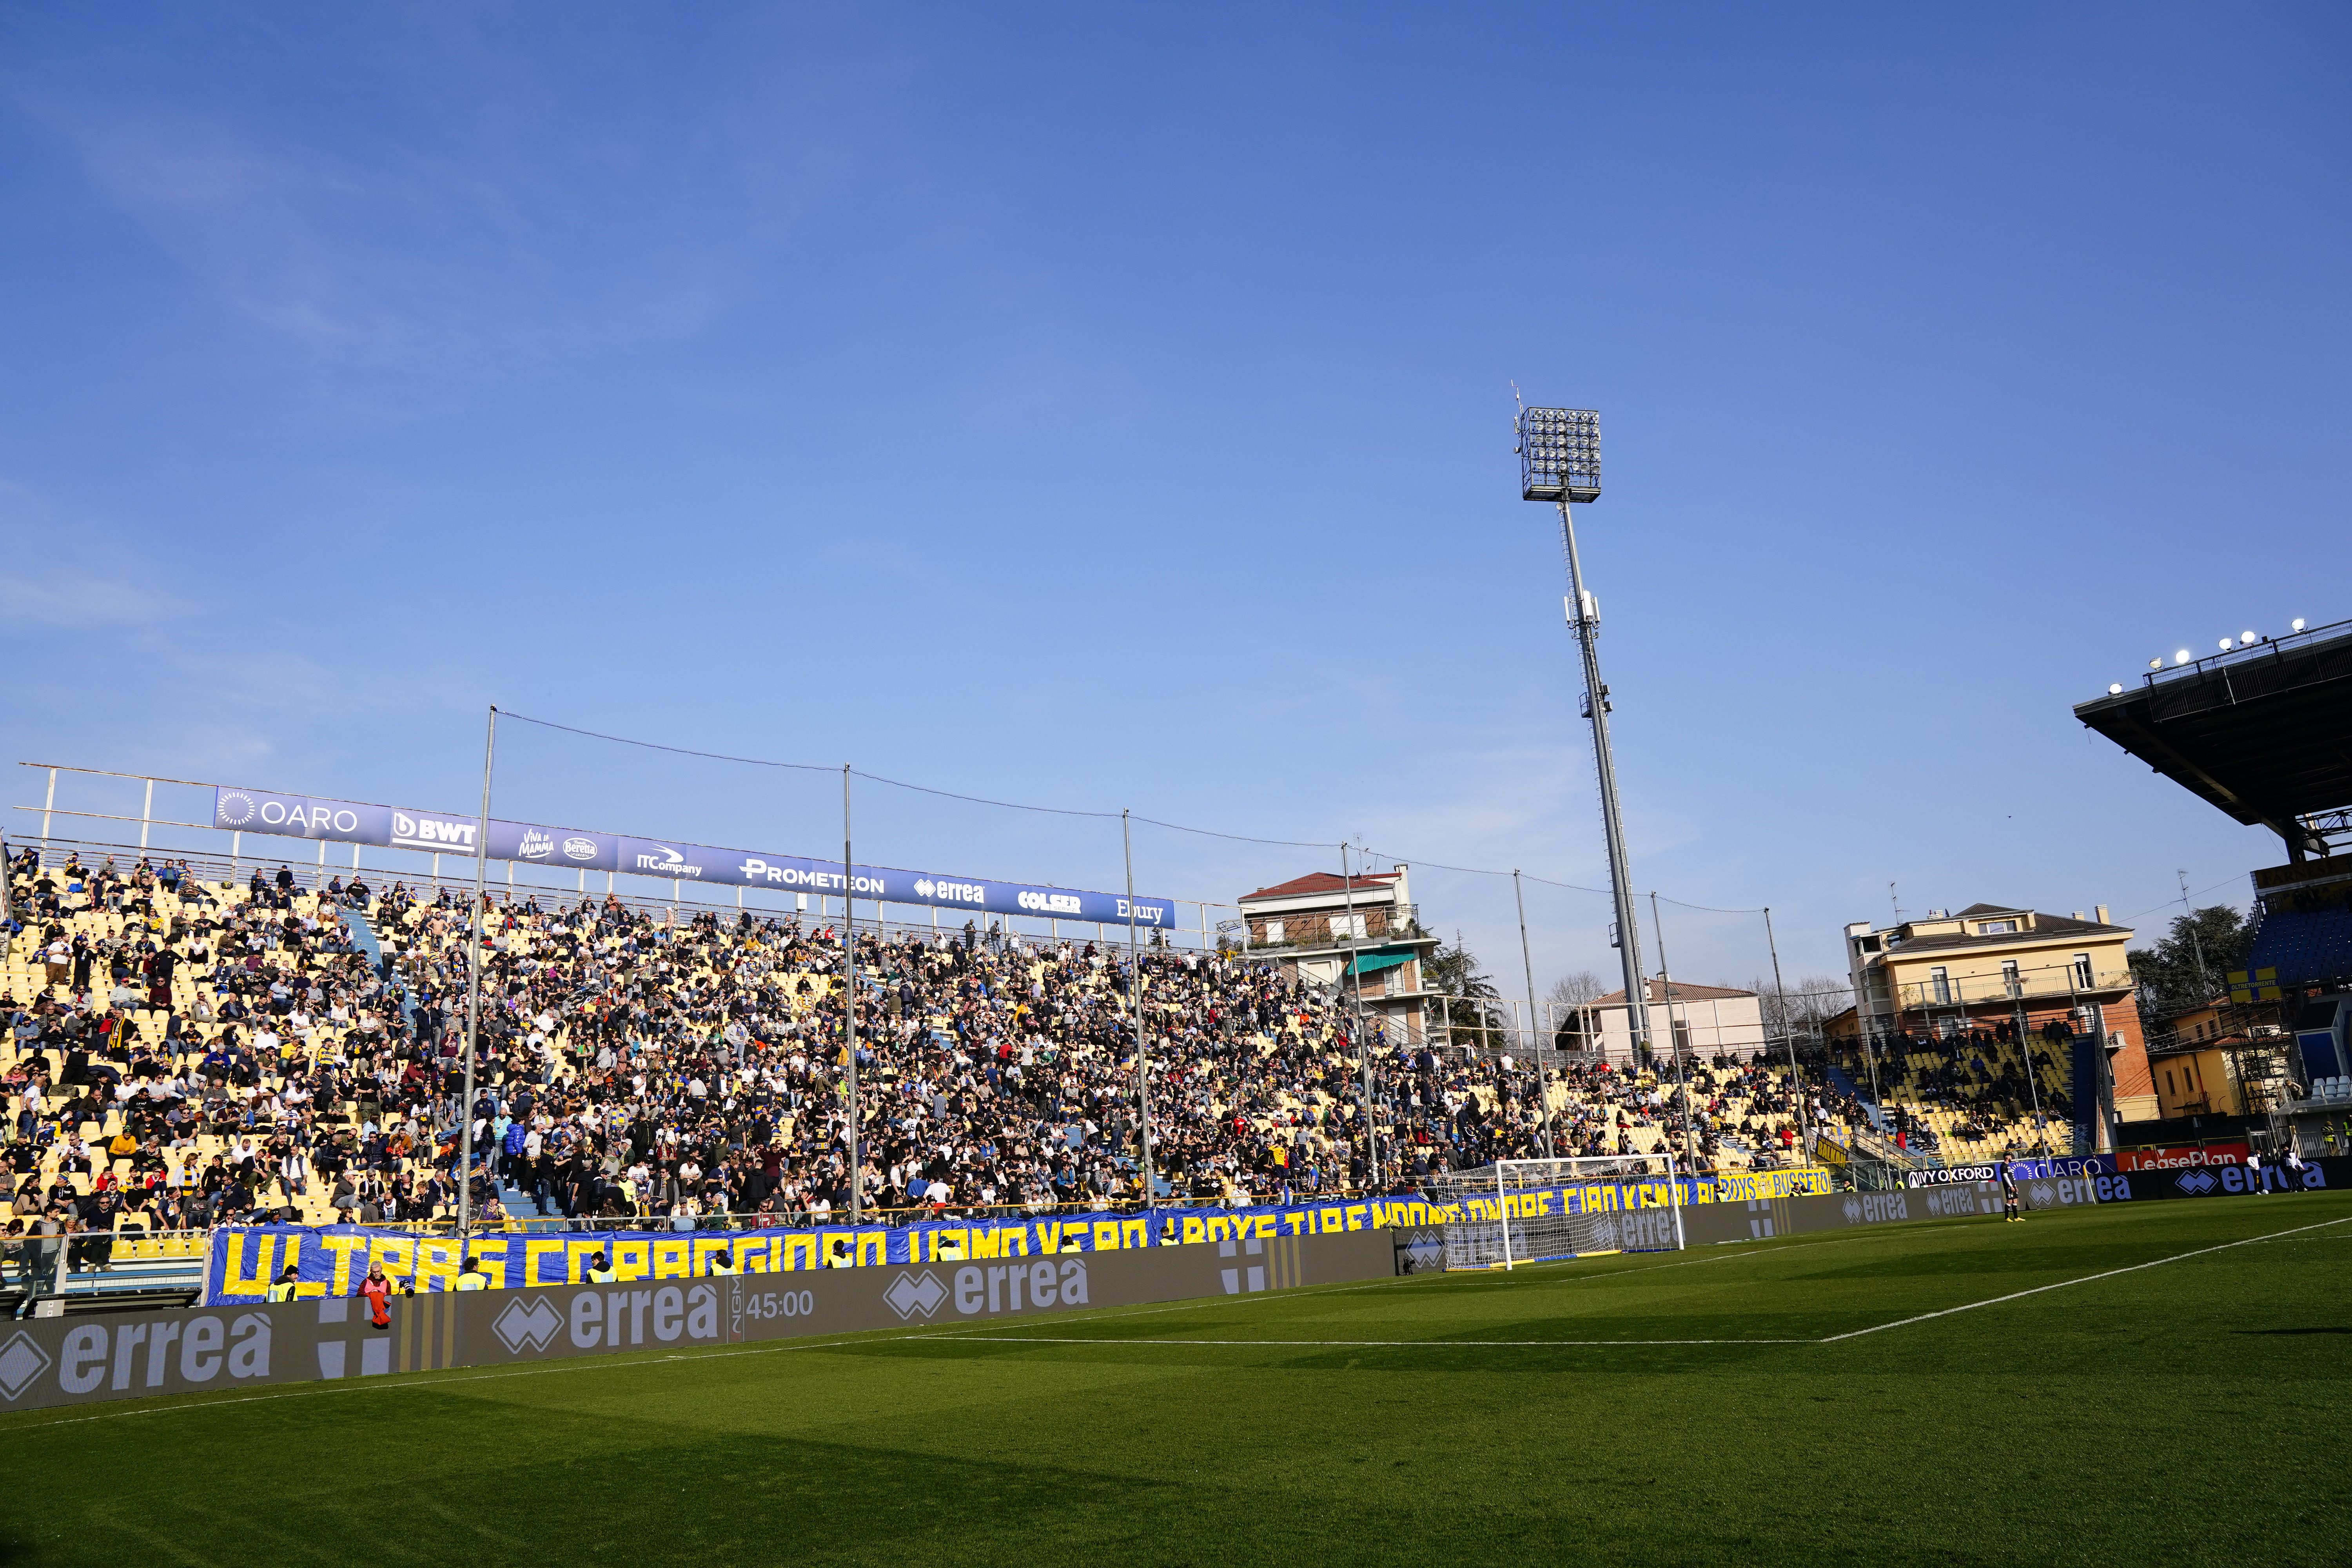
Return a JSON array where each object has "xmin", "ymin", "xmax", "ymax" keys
[{"xmin": 1426, "ymin": 1154, "xmax": 1686, "ymax": 1269}]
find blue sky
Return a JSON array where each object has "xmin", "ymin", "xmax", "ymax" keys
[{"xmin": 2, "ymin": 4, "xmax": 2345, "ymax": 995}]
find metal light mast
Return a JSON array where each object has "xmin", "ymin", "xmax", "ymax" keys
[{"xmin": 1517, "ymin": 407, "xmax": 1653, "ymax": 1065}]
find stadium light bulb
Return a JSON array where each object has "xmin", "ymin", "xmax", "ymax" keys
[
  {"xmin": 2292, "ymin": 617, "xmax": 2307, "ymax": 632},
  {"xmin": 2218, "ymin": 638, "xmax": 2233, "ymax": 651},
  {"xmin": 2174, "ymin": 650, "xmax": 2192, "ymax": 664},
  {"xmin": 2148, "ymin": 658, "xmax": 2162, "ymax": 670},
  {"xmin": 2108, "ymin": 683, "xmax": 2123, "ymax": 695},
  {"xmin": 2242, "ymin": 630, "xmax": 2258, "ymax": 643}
]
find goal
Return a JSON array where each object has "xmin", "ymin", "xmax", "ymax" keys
[{"xmin": 1426, "ymin": 1154, "xmax": 1687, "ymax": 1270}]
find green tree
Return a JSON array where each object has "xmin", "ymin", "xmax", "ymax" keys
[
  {"xmin": 1424, "ymin": 939, "xmax": 1510, "ymax": 1053},
  {"xmin": 2128, "ymin": 905, "xmax": 2254, "ymax": 1017}
]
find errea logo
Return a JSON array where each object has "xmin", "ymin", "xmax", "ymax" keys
[
  {"xmin": 493, "ymin": 1296, "xmax": 564, "ymax": 1354},
  {"xmin": 0, "ymin": 1332, "xmax": 51, "ymax": 1401},
  {"xmin": 884, "ymin": 1270, "xmax": 948, "ymax": 1321}
]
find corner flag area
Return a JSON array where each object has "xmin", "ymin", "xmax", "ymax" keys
[{"xmin": 5, "ymin": 1194, "xmax": 2346, "ymax": 1565}]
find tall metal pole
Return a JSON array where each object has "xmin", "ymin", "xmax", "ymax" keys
[
  {"xmin": 1339, "ymin": 843, "xmax": 1377, "ymax": 1189},
  {"xmin": 842, "ymin": 765, "xmax": 861, "ymax": 1224},
  {"xmin": 457, "ymin": 705, "xmax": 496, "ymax": 1239},
  {"xmin": 1764, "ymin": 907, "xmax": 1806, "ymax": 1163},
  {"xmin": 0, "ymin": 835, "xmax": 15, "ymax": 971},
  {"xmin": 1558, "ymin": 498, "xmax": 1651, "ymax": 1065},
  {"xmin": 1123, "ymin": 811, "xmax": 1155, "ymax": 1208},
  {"xmin": 1513, "ymin": 869, "xmax": 1554, "ymax": 1159},
  {"xmin": 1650, "ymin": 891, "xmax": 1697, "ymax": 1170}
]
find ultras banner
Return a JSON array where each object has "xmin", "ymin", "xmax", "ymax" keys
[
  {"xmin": 205, "ymin": 1170, "xmax": 1835, "ymax": 1304},
  {"xmin": 0, "ymin": 1229, "xmax": 1400, "ymax": 1413},
  {"xmin": 209, "ymin": 785, "xmax": 1176, "ymax": 926}
]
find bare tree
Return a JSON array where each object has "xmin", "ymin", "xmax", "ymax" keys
[
  {"xmin": 1547, "ymin": 971, "xmax": 1607, "ymax": 1053},
  {"xmin": 1548, "ymin": 971, "xmax": 1607, "ymax": 1006}
]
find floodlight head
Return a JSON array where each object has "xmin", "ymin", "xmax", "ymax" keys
[
  {"xmin": 1517, "ymin": 406, "xmax": 1601, "ymax": 503},
  {"xmin": 2292, "ymin": 617, "xmax": 2307, "ymax": 632},
  {"xmin": 2109, "ymin": 683, "xmax": 2124, "ymax": 694},
  {"xmin": 2242, "ymin": 630, "xmax": 2258, "ymax": 644},
  {"xmin": 2174, "ymin": 650, "xmax": 2192, "ymax": 664}
]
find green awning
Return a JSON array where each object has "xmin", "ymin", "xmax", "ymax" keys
[{"xmin": 1345, "ymin": 951, "xmax": 1412, "ymax": 979}]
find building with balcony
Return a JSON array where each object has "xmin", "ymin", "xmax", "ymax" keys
[
  {"xmin": 1237, "ymin": 865, "xmax": 1437, "ymax": 1046},
  {"xmin": 1842, "ymin": 902, "xmax": 2156, "ymax": 1124}
]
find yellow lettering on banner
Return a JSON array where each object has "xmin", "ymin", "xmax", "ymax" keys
[
  {"xmin": 856, "ymin": 1232, "xmax": 886, "ymax": 1267},
  {"xmin": 465, "ymin": 1240, "xmax": 508, "ymax": 1289},
  {"xmin": 691, "ymin": 1238, "xmax": 732, "ymax": 1275},
  {"xmin": 1181, "ymin": 1217, "xmax": 1207, "ymax": 1245},
  {"xmin": 1120, "ymin": 1219, "xmax": 1148, "ymax": 1250},
  {"xmin": 740, "ymin": 1238, "xmax": 776, "ymax": 1274},
  {"xmin": 1000, "ymin": 1229, "xmax": 1028, "ymax": 1258},
  {"xmin": 1093, "ymin": 1222, "xmax": 1120, "ymax": 1252},
  {"xmin": 782, "ymin": 1236, "xmax": 822, "ymax": 1272},
  {"xmin": 1036, "ymin": 1223, "xmax": 1061, "ymax": 1255},
  {"xmin": 525, "ymin": 1241, "xmax": 566, "ymax": 1287},
  {"xmin": 651, "ymin": 1240, "xmax": 691, "ymax": 1279},
  {"xmin": 613, "ymin": 1240, "xmax": 651, "ymax": 1281},
  {"xmin": 321, "ymin": 1232, "xmax": 365, "ymax": 1297},
  {"xmin": 371, "ymin": 1237, "xmax": 414, "ymax": 1287},
  {"xmin": 1206, "ymin": 1217, "xmax": 1234, "ymax": 1243},
  {"xmin": 967, "ymin": 1228, "xmax": 1001, "ymax": 1260},
  {"xmin": 416, "ymin": 1239, "xmax": 458, "ymax": 1293},
  {"xmin": 222, "ymin": 1234, "xmax": 276, "ymax": 1298},
  {"xmin": 566, "ymin": 1240, "xmax": 606, "ymax": 1282}
]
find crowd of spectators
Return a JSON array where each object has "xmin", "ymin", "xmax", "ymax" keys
[{"xmin": 2, "ymin": 845, "xmax": 1887, "ymax": 1268}]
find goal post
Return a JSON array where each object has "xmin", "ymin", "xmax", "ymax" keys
[{"xmin": 1425, "ymin": 1153, "xmax": 1686, "ymax": 1270}]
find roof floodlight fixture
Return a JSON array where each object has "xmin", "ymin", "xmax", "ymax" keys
[
  {"xmin": 2109, "ymin": 683, "xmax": 2125, "ymax": 695},
  {"xmin": 2175, "ymin": 649, "xmax": 2192, "ymax": 664},
  {"xmin": 2220, "ymin": 637, "xmax": 2234, "ymax": 652},
  {"xmin": 2293, "ymin": 618, "xmax": 2307, "ymax": 632},
  {"xmin": 2242, "ymin": 629, "xmax": 2258, "ymax": 644},
  {"xmin": 1516, "ymin": 401, "xmax": 1647, "ymax": 1060},
  {"xmin": 1517, "ymin": 406, "xmax": 1601, "ymax": 503},
  {"xmin": 2148, "ymin": 658, "xmax": 2163, "ymax": 670}
]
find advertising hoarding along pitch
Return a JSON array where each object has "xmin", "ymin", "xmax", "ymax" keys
[{"xmin": 211, "ymin": 785, "xmax": 1174, "ymax": 925}]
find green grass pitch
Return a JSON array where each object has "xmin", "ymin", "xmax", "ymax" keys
[{"xmin": 6, "ymin": 1194, "xmax": 2348, "ymax": 1566}]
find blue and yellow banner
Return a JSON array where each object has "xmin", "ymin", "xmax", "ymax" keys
[{"xmin": 203, "ymin": 1168, "xmax": 1831, "ymax": 1303}]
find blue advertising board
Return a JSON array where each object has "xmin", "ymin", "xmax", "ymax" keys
[{"xmin": 212, "ymin": 785, "xmax": 1174, "ymax": 925}]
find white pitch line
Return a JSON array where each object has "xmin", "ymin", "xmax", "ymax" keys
[
  {"xmin": 1814, "ymin": 1212, "xmax": 2352, "ymax": 1343},
  {"xmin": 932, "ymin": 1335, "xmax": 1810, "ymax": 1348}
]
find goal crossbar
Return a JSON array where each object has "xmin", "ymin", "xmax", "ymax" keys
[{"xmin": 1426, "ymin": 1154, "xmax": 1688, "ymax": 1269}]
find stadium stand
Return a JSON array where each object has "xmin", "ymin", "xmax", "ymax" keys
[{"xmin": 0, "ymin": 840, "xmax": 1919, "ymax": 1280}]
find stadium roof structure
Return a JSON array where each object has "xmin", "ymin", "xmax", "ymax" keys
[{"xmin": 2073, "ymin": 616, "xmax": 2352, "ymax": 861}]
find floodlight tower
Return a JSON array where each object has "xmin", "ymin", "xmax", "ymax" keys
[{"xmin": 1517, "ymin": 407, "xmax": 1653, "ymax": 1065}]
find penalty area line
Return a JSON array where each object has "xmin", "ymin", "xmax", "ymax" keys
[{"xmin": 1815, "ymin": 1213, "xmax": 2352, "ymax": 1344}]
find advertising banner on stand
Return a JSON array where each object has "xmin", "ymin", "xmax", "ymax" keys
[
  {"xmin": 0, "ymin": 1229, "xmax": 1399, "ymax": 1414},
  {"xmin": 210, "ymin": 784, "xmax": 1173, "ymax": 924}
]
